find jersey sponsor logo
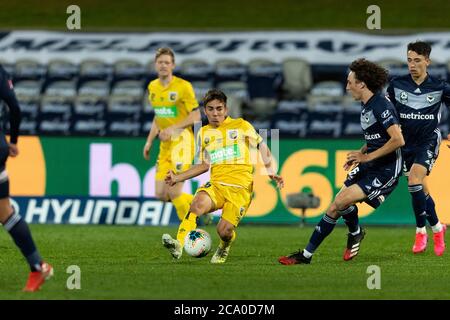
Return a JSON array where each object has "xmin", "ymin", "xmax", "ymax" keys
[
  {"xmin": 169, "ymin": 92, "xmax": 178, "ymax": 102},
  {"xmin": 399, "ymin": 112, "xmax": 435, "ymax": 120},
  {"xmin": 400, "ymin": 91, "xmax": 408, "ymax": 102},
  {"xmin": 381, "ymin": 110, "xmax": 391, "ymax": 119},
  {"xmin": 209, "ymin": 144, "xmax": 241, "ymax": 164},
  {"xmin": 153, "ymin": 106, "xmax": 178, "ymax": 118},
  {"xmin": 364, "ymin": 133, "xmax": 381, "ymax": 140}
]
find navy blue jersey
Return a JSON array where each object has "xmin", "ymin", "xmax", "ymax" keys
[
  {"xmin": 386, "ymin": 74, "xmax": 450, "ymax": 149},
  {"xmin": 361, "ymin": 93, "xmax": 399, "ymax": 166},
  {"xmin": 0, "ymin": 65, "xmax": 21, "ymax": 143}
]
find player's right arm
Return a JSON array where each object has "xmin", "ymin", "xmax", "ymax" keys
[
  {"xmin": 165, "ymin": 129, "xmax": 210, "ymax": 186},
  {"xmin": 165, "ymin": 161, "xmax": 210, "ymax": 186},
  {"xmin": 344, "ymin": 144, "xmax": 367, "ymax": 170},
  {"xmin": 143, "ymin": 117, "xmax": 159, "ymax": 160}
]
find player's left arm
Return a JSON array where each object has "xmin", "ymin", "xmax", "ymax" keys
[
  {"xmin": 258, "ymin": 141, "xmax": 284, "ymax": 189},
  {"xmin": 347, "ymin": 124, "xmax": 404, "ymax": 164},
  {"xmin": 0, "ymin": 74, "xmax": 21, "ymax": 157}
]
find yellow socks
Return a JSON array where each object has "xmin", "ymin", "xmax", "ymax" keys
[
  {"xmin": 220, "ymin": 230, "xmax": 236, "ymax": 249},
  {"xmin": 172, "ymin": 193, "xmax": 194, "ymax": 221},
  {"xmin": 176, "ymin": 211, "xmax": 197, "ymax": 246}
]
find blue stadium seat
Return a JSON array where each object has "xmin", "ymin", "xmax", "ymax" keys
[
  {"xmin": 0, "ymin": 60, "xmax": 15, "ymax": 77},
  {"xmin": 47, "ymin": 59, "xmax": 78, "ymax": 81},
  {"xmin": 44, "ymin": 80, "xmax": 77, "ymax": 99},
  {"xmin": 39, "ymin": 96, "xmax": 73, "ymax": 135},
  {"xmin": 111, "ymin": 80, "xmax": 145, "ymax": 98},
  {"xmin": 14, "ymin": 59, "xmax": 47, "ymax": 81},
  {"xmin": 247, "ymin": 59, "xmax": 282, "ymax": 99},
  {"xmin": 281, "ymin": 58, "xmax": 312, "ymax": 100},
  {"xmin": 306, "ymin": 101, "xmax": 343, "ymax": 138},
  {"xmin": 271, "ymin": 111, "xmax": 308, "ymax": 138},
  {"xmin": 14, "ymin": 80, "xmax": 43, "ymax": 99},
  {"xmin": 179, "ymin": 59, "xmax": 214, "ymax": 82},
  {"xmin": 78, "ymin": 80, "xmax": 110, "ymax": 99},
  {"xmin": 113, "ymin": 59, "xmax": 147, "ymax": 82},
  {"xmin": 72, "ymin": 96, "xmax": 107, "ymax": 136},
  {"xmin": 79, "ymin": 59, "xmax": 113, "ymax": 84},
  {"xmin": 311, "ymin": 64, "xmax": 347, "ymax": 86},
  {"xmin": 214, "ymin": 59, "xmax": 247, "ymax": 85},
  {"xmin": 106, "ymin": 95, "xmax": 142, "ymax": 136}
]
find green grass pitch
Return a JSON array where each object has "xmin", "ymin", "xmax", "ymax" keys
[{"xmin": 0, "ymin": 224, "xmax": 449, "ymax": 299}]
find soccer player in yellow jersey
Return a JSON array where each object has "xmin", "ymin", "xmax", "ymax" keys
[
  {"xmin": 163, "ymin": 89, "xmax": 284, "ymax": 263},
  {"xmin": 143, "ymin": 47, "xmax": 204, "ymax": 222}
]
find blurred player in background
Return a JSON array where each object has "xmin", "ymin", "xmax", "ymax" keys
[
  {"xmin": 0, "ymin": 65, "xmax": 53, "ymax": 291},
  {"xmin": 143, "ymin": 47, "xmax": 211, "ymax": 224},
  {"xmin": 163, "ymin": 89, "xmax": 284, "ymax": 263},
  {"xmin": 386, "ymin": 41, "xmax": 449, "ymax": 255},
  {"xmin": 279, "ymin": 59, "xmax": 404, "ymax": 265}
]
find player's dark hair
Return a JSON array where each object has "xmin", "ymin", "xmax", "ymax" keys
[
  {"xmin": 349, "ymin": 58, "xmax": 389, "ymax": 94},
  {"xmin": 202, "ymin": 89, "xmax": 227, "ymax": 106},
  {"xmin": 407, "ymin": 41, "xmax": 432, "ymax": 58},
  {"xmin": 155, "ymin": 47, "xmax": 175, "ymax": 63}
]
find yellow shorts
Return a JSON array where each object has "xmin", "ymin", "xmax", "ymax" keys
[
  {"xmin": 196, "ymin": 181, "xmax": 253, "ymax": 227},
  {"xmin": 155, "ymin": 130, "xmax": 194, "ymax": 181}
]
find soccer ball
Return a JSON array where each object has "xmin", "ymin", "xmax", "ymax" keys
[{"xmin": 184, "ymin": 229, "xmax": 212, "ymax": 258}]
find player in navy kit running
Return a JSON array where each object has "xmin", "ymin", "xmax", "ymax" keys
[
  {"xmin": 279, "ymin": 59, "xmax": 405, "ymax": 265},
  {"xmin": 0, "ymin": 65, "xmax": 53, "ymax": 291},
  {"xmin": 386, "ymin": 41, "xmax": 449, "ymax": 256}
]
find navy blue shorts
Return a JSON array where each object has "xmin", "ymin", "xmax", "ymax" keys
[
  {"xmin": 344, "ymin": 150, "xmax": 402, "ymax": 209},
  {"xmin": 402, "ymin": 129, "xmax": 442, "ymax": 176}
]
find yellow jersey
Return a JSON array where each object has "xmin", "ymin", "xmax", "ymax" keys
[
  {"xmin": 197, "ymin": 117, "xmax": 263, "ymax": 190},
  {"xmin": 147, "ymin": 76, "xmax": 198, "ymax": 131}
]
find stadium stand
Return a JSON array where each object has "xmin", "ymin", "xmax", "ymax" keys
[{"xmin": 1, "ymin": 57, "xmax": 449, "ymax": 138}]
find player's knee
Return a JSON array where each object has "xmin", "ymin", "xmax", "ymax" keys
[
  {"xmin": 155, "ymin": 190, "xmax": 169, "ymax": 202},
  {"xmin": 333, "ymin": 197, "xmax": 351, "ymax": 214},
  {"xmin": 408, "ymin": 174, "xmax": 423, "ymax": 186},
  {"xmin": 189, "ymin": 197, "xmax": 208, "ymax": 215}
]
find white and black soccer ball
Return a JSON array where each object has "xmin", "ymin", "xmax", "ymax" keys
[{"xmin": 184, "ymin": 229, "xmax": 212, "ymax": 258}]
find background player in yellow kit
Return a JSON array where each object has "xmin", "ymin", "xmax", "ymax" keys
[
  {"xmin": 143, "ymin": 47, "xmax": 208, "ymax": 222},
  {"xmin": 162, "ymin": 89, "xmax": 284, "ymax": 263}
]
